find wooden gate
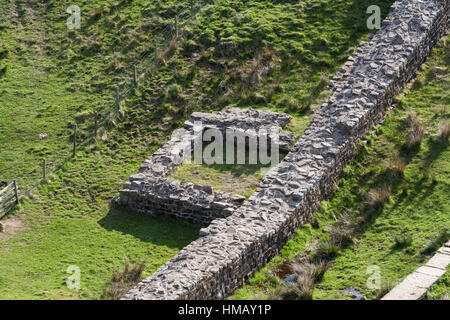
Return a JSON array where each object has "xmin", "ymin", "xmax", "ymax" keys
[{"xmin": 0, "ymin": 180, "xmax": 19, "ymax": 219}]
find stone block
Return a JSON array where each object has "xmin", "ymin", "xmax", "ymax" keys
[{"xmin": 426, "ymin": 253, "xmax": 450, "ymax": 270}]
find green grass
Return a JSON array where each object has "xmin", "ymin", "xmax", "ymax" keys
[
  {"xmin": 171, "ymin": 161, "xmax": 266, "ymax": 199},
  {"xmin": 170, "ymin": 143, "xmax": 288, "ymax": 198},
  {"xmin": 425, "ymin": 268, "xmax": 449, "ymax": 300},
  {"xmin": 0, "ymin": 110, "xmax": 201, "ymax": 299},
  {"xmin": 1, "ymin": 0, "xmax": 395, "ymax": 182},
  {"xmin": 232, "ymin": 36, "xmax": 450, "ymax": 300},
  {"xmin": 0, "ymin": 0, "xmax": 396, "ymax": 299},
  {"xmin": 0, "ymin": 208, "xmax": 199, "ymax": 299}
]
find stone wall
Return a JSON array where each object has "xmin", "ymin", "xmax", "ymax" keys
[
  {"xmin": 118, "ymin": 108, "xmax": 293, "ymax": 224},
  {"xmin": 123, "ymin": 0, "xmax": 449, "ymax": 300},
  {"xmin": 119, "ymin": 176, "xmax": 246, "ymax": 225},
  {"xmin": 184, "ymin": 108, "xmax": 293, "ymax": 151}
]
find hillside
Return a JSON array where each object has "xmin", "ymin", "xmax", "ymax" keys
[{"xmin": 0, "ymin": 0, "xmax": 447, "ymax": 300}]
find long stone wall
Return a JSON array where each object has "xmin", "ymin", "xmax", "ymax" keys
[{"xmin": 123, "ymin": 0, "xmax": 450, "ymax": 300}]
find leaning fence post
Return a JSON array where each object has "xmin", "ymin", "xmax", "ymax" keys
[
  {"xmin": 175, "ymin": 14, "xmax": 179, "ymax": 38},
  {"xmin": 115, "ymin": 86, "xmax": 120, "ymax": 108},
  {"xmin": 13, "ymin": 179, "xmax": 19, "ymax": 203},
  {"xmin": 94, "ymin": 110, "xmax": 98, "ymax": 137},
  {"xmin": 154, "ymin": 40, "xmax": 158, "ymax": 63},
  {"xmin": 190, "ymin": 1, "xmax": 194, "ymax": 17},
  {"xmin": 73, "ymin": 124, "xmax": 77, "ymax": 156},
  {"xmin": 43, "ymin": 159, "xmax": 47, "ymax": 181},
  {"xmin": 133, "ymin": 65, "xmax": 138, "ymax": 87}
]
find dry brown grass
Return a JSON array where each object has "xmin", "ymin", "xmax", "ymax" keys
[
  {"xmin": 368, "ymin": 186, "xmax": 391, "ymax": 208},
  {"xmin": 237, "ymin": 47, "xmax": 278, "ymax": 86},
  {"xmin": 162, "ymin": 37, "xmax": 179, "ymax": 60},
  {"xmin": 276, "ymin": 259, "xmax": 330, "ymax": 300},
  {"xmin": 405, "ymin": 112, "xmax": 426, "ymax": 150},
  {"xmin": 327, "ymin": 213, "xmax": 358, "ymax": 246},
  {"xmin": 90, "ymin": 7, "xmax": 103, "ymax": 19},
  {"xmin": 102, "ymin": 259, "xmax": 146, "ymax": 300},
  {"xmin": 312, "ymin": 238, "xmax": 340, "ymax": 261},
  {"xmin": 388, "ymin": 152, "xmax": 406, "ymax": 178},
  {"xmin": 437, "ymin": 121, "xmax": 450, "ymax": 141},
  {"xmin": 376, "ymin": 281, "xmax": 395, "ymax": 299}
]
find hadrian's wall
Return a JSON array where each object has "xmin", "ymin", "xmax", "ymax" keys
[{"xmin": 123, "ymin": 0, "xmax": 450, "ymax": 299}]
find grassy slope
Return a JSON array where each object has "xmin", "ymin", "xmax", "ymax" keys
[
  {"xmin": 232, "ymin": 36, "xmax": 450, "ymax": 300},
  {"xmin": 166, "ymin": 0, "xmax": 395, "ymax": 200},
  {"xmin": 426, "ymin": 268, "xmax": 449, "ymax": 300},
  {"xmin": 0, "ymin": 0, "xmax": 200, "ymax": 300},
  {"xmin": 0, "ymin": 1, "xmax": 96, "ymax": 187},
  {"xmin": 0, "ymin": 0, "xmax": 196, "ymax": 186},
  {"xmin": 0, "ymin": 0, "xmax": 395, "ymax": 299}
]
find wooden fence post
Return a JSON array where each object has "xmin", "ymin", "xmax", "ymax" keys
[
  {"xmin": 115, "ymin": 86, "xmax": 120, "ymax": 108},
  {"xmin": 175, "ymin": 15, "xmax": 179, "ymax": 38},
  {"xmin": 43, "ymin": 158, "xmax": 46, "ymax": 180},
  {"xmin": 133, "ymin": 65, "xmax": 138, "ymax": 87},
  {"xmin": 94, "ymin": 110, "xmax": 98, "ymax": 137},
  {"xmin": 73, "ymin": 124, "xmax": 77, "ymax": 156},
  {"xmin": 154, "ymin": 40, "xmax": 158, "ymax": 62},
  {"xmin": 190, "ymin": 1, "xmax": 194, "ymax": 17},
  {"xmin": 13, "ymin": 179, "xmax": 18, "ymax": 204}
]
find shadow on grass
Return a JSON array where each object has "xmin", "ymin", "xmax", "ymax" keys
[
  {"xmin": 98, "ymin": 205, "xmax": 201, "ymax": 249},
  {"xmin": 422, "ymin": 139, "xmax": 449, "ymax": 169},
  {"xmin": 391, "ymin": 138, "xmax": 447, "ymax": 211}
]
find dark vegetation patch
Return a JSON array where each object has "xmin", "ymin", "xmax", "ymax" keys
[{"xmin": 102, "ymin": 259, "xmax": 146, "ymax": 300}]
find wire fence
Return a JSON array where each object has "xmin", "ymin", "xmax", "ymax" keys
[{"xmin": 0, "ymin": 0, "xmax": 214, "ymax": 212}]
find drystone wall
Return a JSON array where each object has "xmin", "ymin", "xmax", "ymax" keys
[
  {"xmin": 118, "ymin": 108, "xmax": 293, "ymax": 224},
  {"xmin": 184, "ymin": 108, "xmax": 293, "ymax": 151},
  {"xmin": 123, "ymin": 0, "xmax": 450, "ymax": 300}
]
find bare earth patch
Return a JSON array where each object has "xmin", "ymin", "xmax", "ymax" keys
[{"xmin": 0, "ymin": 216, "xmax": 25, "ymax": 239}]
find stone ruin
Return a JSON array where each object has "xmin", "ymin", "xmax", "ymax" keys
[
  {"xmin": 121, "ymin": 0, "xmax": 449, "ymax": 300},
  {"xmin": 118, "ymin": 108, "xmax": 294, "ymax": 225}
]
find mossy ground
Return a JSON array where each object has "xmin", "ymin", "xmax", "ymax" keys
[{"xmin": 231, "ymin": 36, "xmax": 450, "ymax": 300}]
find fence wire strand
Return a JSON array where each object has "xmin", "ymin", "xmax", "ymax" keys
[{"xmin": 1, "ymin": 1, "xmax": 214, "ymax": 206}]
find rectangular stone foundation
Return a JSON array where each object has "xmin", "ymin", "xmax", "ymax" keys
[{"xmin": 118, "ymin": 108, "xmax": 293, "ymax": 224}]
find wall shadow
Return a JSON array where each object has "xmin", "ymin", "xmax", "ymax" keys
[{"xmin": 98, "ymin": 205, "xmax": 201, "ymax": 249}]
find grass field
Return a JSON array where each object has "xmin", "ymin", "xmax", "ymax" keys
[
  {"xmin": 231, "ymin": 36, "xmax": 450, "ymax": 300},
  {"xmin": 171, "ymin": 161, "xmax": 267, "ymax": 199}
]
